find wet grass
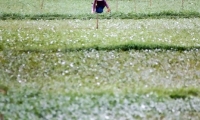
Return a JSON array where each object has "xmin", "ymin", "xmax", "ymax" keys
[
  {"xmin": 0, "ymin": 0, "xmax": 200, "ymax": 118},
  {"xmin": 1, "ymin": 19, "xmax": 200, "ymax": 51},
  {"xmin": 0, "ymin": 19, "xmax": 200, "ymax": 119}
]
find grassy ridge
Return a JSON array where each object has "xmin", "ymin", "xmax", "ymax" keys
[{"xmin": 1, "ymin": 11, "xmax": 200, "ymax": 20}]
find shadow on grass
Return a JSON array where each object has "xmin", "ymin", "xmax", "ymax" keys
[
  {"xmin": 0, "ymin": 11, "xmax": 200, "ymax": 20},
  {"xmin": 82, "ymin": 43, "xmax": 200, "ymax": 51},
  {"xmin": 169, "ymin": 89, "xmax": 199, "ymax": 100},
  {"xmin": 11, "ymin": 43, "xmax": 200, "ymax": 53}
]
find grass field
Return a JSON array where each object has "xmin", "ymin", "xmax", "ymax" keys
[
  {"xmin": 0, "ymin": 0, "xmax": 200, "ymax": 14},
  {"xmin": 1, "ymin": 19, "xmax": 200, "ymax": 51},
  {"xmin": 1, "ymin": 0, "xmax": 200, "ymax": 120},
  {"xmin": 0, "ymin": 0, "xmax": 200, "ymax": 20}
]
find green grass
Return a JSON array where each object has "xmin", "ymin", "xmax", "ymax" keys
[
  {"xmin": 1, "ymin": 49, "xmax": 200, "ymax": 119},
  {"xmin": 1, "ymin": 19, "xmax": 200, "ymax": 51},
  {"xmin": 0, "ymin": 0, "xmax": 200, "ymax": 20},
  {"xmin": 0, "ymin": 0, "xmax": 200, "ymax": 14},
  {"xmin": 1, "ymin": 11, "xmax": 200, "ymax": 20},
  {"xmin": 1, "ymin": 0, "xmax": 200, "ymax": 119},
  {"xmin": 1, "ymin": 19, "xmax": 200, "ymax": 119}
]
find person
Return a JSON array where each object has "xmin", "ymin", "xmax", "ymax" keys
[{"xmin": 92, "ymin": 0, "xmax": 111, "ymax": 13}]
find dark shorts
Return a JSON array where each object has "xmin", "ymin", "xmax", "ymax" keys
[{"xmin": 96, "ymin": 6, "xmax": 105, "ymax": 13}]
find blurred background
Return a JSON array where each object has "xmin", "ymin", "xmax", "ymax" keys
[{"xmin": 0, "ymin": 0, "xmax": 199, "ymax": 15}]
